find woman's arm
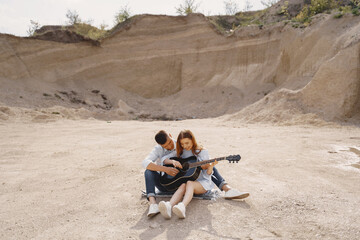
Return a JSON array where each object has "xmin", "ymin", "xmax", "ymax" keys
[
  {"xmin": 197, "ymin": 149, "xmax": 217, "ymax": 174},
  {"xmin": 206, "ymin": 161, "xmax": 218, "ymax": 175}
]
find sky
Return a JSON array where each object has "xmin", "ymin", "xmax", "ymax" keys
[{"xmin": 0, "ymin": 0, "xmax": 268, "ymax": 37}]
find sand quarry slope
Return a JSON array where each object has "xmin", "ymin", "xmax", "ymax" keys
[{"xmin": 0, "ymin": 10, "xmax": 359, "ymax": 124}]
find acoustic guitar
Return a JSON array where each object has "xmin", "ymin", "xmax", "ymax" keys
[{"xmin": 159, "ymin": 154, "xmax": 241, "ymax": 191}]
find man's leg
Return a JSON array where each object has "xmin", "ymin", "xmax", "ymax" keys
[
  {"xmin": 212, "ymin": 167, "xmax": 228, "ymax": 190},
  {"xmin": 144, "ymin": 169, "xmax": 159, "ymax": 204},
  {"xmin": 145, "ymin": 169, "xmax": 170, "ymax": 217},
  {"xmin": 211, "ymin": 167, "xmax": 250, "ymax": 199},
  {"xmin": 144, "ymin": 170, "xmax": 171, "ymax": 203}
]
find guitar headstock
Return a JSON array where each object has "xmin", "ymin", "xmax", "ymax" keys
[{"xmin": 226, "ymin": 154, "xmax": 241, "ymax": 163}]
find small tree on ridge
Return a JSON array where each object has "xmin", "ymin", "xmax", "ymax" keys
[
  {"xmin": 66, "ymin": 9, "xmax": 81, "ymax": 25},
  {"xmin": 114, "ymin": 5, "xmax": 131, "ymax": 25},
  {"xmin": 176, "ymin": 0, "xmax": 200, "ymax": 15},
  {"xmin": 224, "ymin": 0, "xmax": 239, "ymax": 15},
  {"xmin": 27, "ymin": 20, "xmax": 41, "ymax": 36}
]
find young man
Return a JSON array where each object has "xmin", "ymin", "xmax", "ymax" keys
[{"xmin": 143, "ymin": 130, "xmax": 249, "ymax": 217}]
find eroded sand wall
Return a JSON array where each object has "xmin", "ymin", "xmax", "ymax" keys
[{"xmin": 0, "ymin": 14, "xmax": 359, "ymax": 121}]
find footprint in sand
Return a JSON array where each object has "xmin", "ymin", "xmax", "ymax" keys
[{"xmin": 51, "ymin": 151, "xmax": 70, "ymax": 158}]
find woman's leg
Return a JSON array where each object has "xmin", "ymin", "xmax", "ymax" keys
[
  {"xmin": 182, "ymin": 181, "xmax": 206, "ymax": 207},
  {"xmin": 169, "ymin": 183, "xmax": 186, "ymax": 206},
  {"xmin": 159, "ymin": 183, "xmax": 186, "ymax": 219}
]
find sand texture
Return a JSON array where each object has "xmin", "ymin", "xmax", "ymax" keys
[{"xmin": 0, "ymin": 120, "xmax": 359, "ymax": 239}]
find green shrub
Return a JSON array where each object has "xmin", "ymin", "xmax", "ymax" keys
[
  {"xmin": 294, "ymin": 5, "xmax": 312, "ymax": 23},
  {"xmin": 334, "ymin": 12, "xmax": 343, "ymax": 18},
  {"xmin": 176, "ymin": 0, "xmax": 199, "ymax": 15},
  {"xmin": 333, "ymin": 5, "xmax": 353, "ymax": 19},
  {"xmin": 63, "ymin": 10, "xmax": 109, "ymax": 40},
  {"xmin": 309, "ymin": 0, "xmax": 338, "ymax": 15},
  {"xmin": 114, "ymin": 6, "xmax": 131, "ymax": 24},
  {"xmin": 236, "ymin": 10, "xmax": 265, "ymax": 26},
  {"xmin": 352, "ymin": 7, "xmax": 360, "ymax": 15},
  {"xmin": 294, "ymin": 0, "xmax": 338, "ymax": 23},
  {"xmin": 339, "ymin": 5, "xmax": 353, "ymax": 13},
  {"xmin": 303, "ymin": 21, "xmax": 310, "ymax": 27},
  {"xmin": 73, "ymin": 23, "xmax": 108, "ymax": 40},
  {"xmin": 277, "ymin": 1, "xmax": 290, "ymax": 18},
  {"xmin": 350, "ymin": 0, "xmax": 360, "ymax": 8}
]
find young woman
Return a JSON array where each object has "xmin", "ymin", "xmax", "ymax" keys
[{"xmin": 158, "ymin": 130, "xmax": 217, "ymax": 219}]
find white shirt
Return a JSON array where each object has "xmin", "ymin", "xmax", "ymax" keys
[{"xmin": 142, "ymin": 139, "xmax": 176, "ymax": 169}]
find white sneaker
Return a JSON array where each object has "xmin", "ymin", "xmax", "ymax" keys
[
  {"xmin": 172, "ymin": 202, "xmax": 186, "ymax": 219},
  {"xmin": 147, "ymin": 204, "xmax": 159, "ymax": 217},
  {"xmin": 158, "ymin": 201, "xmax": 172, "ymax": 219},
  {"xmin": 224, "ymin": 189, "xmax": 250, "ymax": 200}
]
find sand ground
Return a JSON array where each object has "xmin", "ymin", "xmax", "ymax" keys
[{"xmin": 0, "ymin": 119, "xmax": 359, "ymax": 239}]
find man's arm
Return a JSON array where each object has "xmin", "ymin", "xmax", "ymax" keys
[
  {"xmin": 160, "ymin": 151, "xmax": 177, "ymax": 165},
  {"xmin": 142, "ymin": 145, "xmax": 162, "ymax": 169},
  {"xmin": 146, "ymin": 162, "xmax": 172, "ymax": 172},
  {"xmin": 147, "ymin": 161, "xmax": 179, "ymax": 177},
  {"xmin": 142, "ymin": 146, "xmax": 179, "ymax": 176}
]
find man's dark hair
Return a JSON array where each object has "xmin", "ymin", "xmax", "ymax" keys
[{"xmin": 155, "ymin": 130, "xmax": 168, "ymax": 145}]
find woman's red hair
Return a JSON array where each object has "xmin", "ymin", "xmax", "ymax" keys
[{"xmin": 176, "ymin": 130, "xmax": 202, "ymax": 157}]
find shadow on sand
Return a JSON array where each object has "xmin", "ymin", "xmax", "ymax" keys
[{"xmin": 132, "ymin": 198, "xmax": 250, "ymax": 239}]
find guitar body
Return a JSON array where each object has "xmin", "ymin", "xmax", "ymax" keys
[
  {"xmin": 159, "ymin": 156, "xmax": 202, "ymax": 192},
  {"xmin": 159, "ymin": 154, "xmax": 241, "ymax": 192}
]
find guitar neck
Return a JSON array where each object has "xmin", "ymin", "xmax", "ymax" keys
[{"xmin": 188, "ymin": 157, "xmax": 226, "ymax": 169}]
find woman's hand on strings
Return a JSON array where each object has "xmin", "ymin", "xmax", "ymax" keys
[{"xmin": 210, "ymin": 160, "xmax": 218, "ymax": 167}]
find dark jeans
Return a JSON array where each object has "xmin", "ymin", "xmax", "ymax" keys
[
  {"xmin": 211, "ymin": 167, "xmax": 227, "ymax": 190},
  {"xmin": 144, "ymin": 167, "xmax": 227, "ymax": 199},
  {"xmin": 144, "ymin": 169, "xmax": 170, "ymax": 199}
]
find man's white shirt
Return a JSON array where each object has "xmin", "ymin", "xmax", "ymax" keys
[{"xmin": 142, "ymin": 140, "xmax": 176, "ymax": 169}]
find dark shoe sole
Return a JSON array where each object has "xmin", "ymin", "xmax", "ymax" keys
[{"xmin": 147, "ymin": 212, "xmax": 159, "ymax": 218}]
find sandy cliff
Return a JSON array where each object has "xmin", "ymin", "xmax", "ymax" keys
[{"xmin": 0, "ymin": 12, "xmax": 359, "ymax": 124}]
